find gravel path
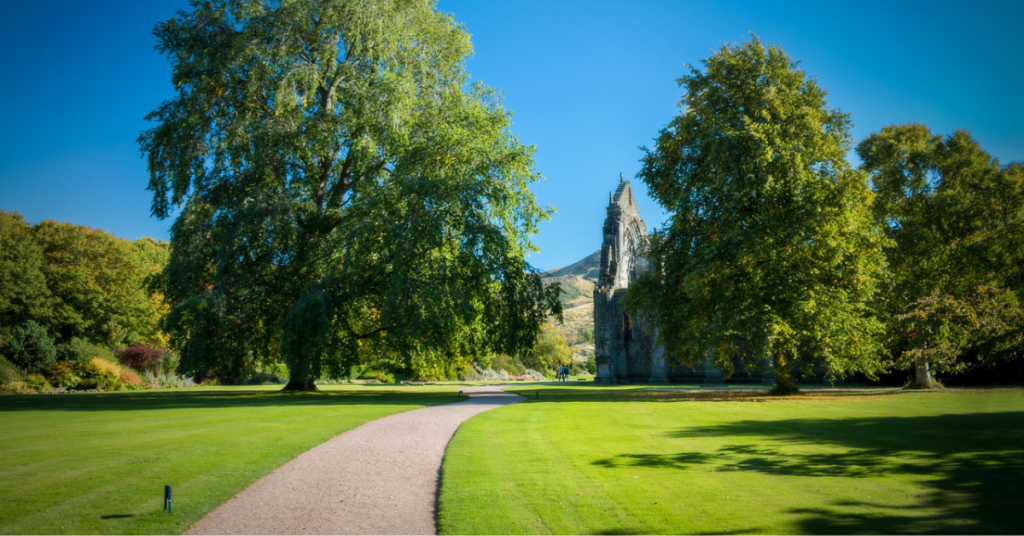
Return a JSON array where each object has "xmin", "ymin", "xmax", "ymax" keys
[{"xmin": 187, "ymin": 385, "xmax": 524, "ymax": 535}]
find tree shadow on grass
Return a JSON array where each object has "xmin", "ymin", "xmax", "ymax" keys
[
  {"xmin": 594, "ymin": 412, "xmax": 1024, "ymax": 534},
  {"xmin": 0, "ymin": 389, "xmax": 457, "ymax": 412},
  {"xmin": 592, "ymin": 451, "xmax": 715, "ymax": 469}
]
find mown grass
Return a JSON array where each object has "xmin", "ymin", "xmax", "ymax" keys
[
  {"xmin": 0, "ymin": 383, "xmax": 470, "ymax": 534},
  {"xmin": 439, "ymin": 385, "xmax": 1024, "ymax": 534}
]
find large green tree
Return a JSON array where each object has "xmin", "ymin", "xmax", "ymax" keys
[
  {"xmin": 858, "ymin": 125, "xmax": 1024, "ymax": 387},
  {"xmin": 140, "ymin": 0, "xmax": 558, "ymax": 389},
  {"xmin": 629, "ymin": 36, "xmax": 886, "ymax": 394},
  {"xmin": 32, "ymin": 221, "xmax": 168, "ymax": 347}
]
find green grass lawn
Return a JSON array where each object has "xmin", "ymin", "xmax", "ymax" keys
[
  {"xmin": 0, "ymin": 383, "xmax": 468, "ymax": 534},
  {"xmin": 439, "ymin": 385, "xmax": 1024, "ymax": 534}
]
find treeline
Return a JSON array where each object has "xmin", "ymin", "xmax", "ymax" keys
[
  {"xmin": 629, "ymin": 37, "xmax": 1024, "ymax": 392},
  {"xmin": 0, "ymin": 212, "xmax": 176, "ymax": 393},
  {"xmin": 859, "ymin": 126, "xmax": 1024, "ymax": 387}
]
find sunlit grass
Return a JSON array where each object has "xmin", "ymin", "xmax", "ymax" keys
[
  {"xmin": 0, "ymin": 385, "xmax": 463, "ymax": 534},
  {"xmin": 439, "ymin": 387, "xmax": 1024, "ymax": 534}
]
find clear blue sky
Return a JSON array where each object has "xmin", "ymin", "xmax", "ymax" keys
[{"xmin": 1, "ymin": 1, "xmax": 1022, "ymax": 271}]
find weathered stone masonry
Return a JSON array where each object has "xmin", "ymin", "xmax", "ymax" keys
[
  {"xmin": 593, "ymin": 180, "xmax": 664, "ymax": 384},
  {"xmin": 592, "ymin": 179, "xmax": 829, "ymax": 385},
  {"xmin": 593, "ymin": 180, "xmax": 723, "ymax": 385}
]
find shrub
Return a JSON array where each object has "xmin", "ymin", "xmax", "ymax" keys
[
  {"xmin": 0, "ymin": 381, "xmax": 35, "ymax": 395},
  {"xmin": 44, "ymin": 361, "xmax": 81, "ymax": 390},
  {"xmin": 120, "ymin": 368, "xmax": 144, "ymax": 388},
  {"xmin": 523, "ymin": 368, "xmax": 550, "ymax": 380},
  {"xmin": 464, "ymin": 366, "xmax": 513, "ymax": 382},
  {"xmin": 158, "ymin": 351, "xmax": 179, "ymax": 375},
  {"xmin": 489, "ymin": 354, "xmax": 525, "ymax": 376},
  {"xmin": 0, "ymin": 356, "xmax": 20, "ymax": 386},
  {"xmin": 116, "ymin": 343, "xmax": 167, "ymax": 373},
  {"xmin": 359, "ymin": 369, "xmax": 395, "ymax": 383},
  {"xmin": 57, "ymin": 338, "xmax": 112, "ymax": 365},
  {"xmin": 24, "ymin": 373, "xmax": 52, "ymax": 392},
  {"xmin": 2, "ymin": 321, "xmax": 57, "ymax": 375},
  {"xmin": 141, "ymin": 371, "xmax": 195, "ymax": 389},
  {"xmin": 74, "ymin": 358, "xmax": 124, "ymax": 391}
]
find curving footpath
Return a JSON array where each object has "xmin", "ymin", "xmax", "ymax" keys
[{"xmin": 187, "ymin": 385, "xmax": 524, "ymax": 535}]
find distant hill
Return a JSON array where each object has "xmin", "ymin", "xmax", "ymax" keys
[
  {"xmin": 541, "ymin": 250, "xmax": 600, "ymax": 361},
  {"xmin": 542, "ymin": 250, "xmax": 600, "ymax": 281},
  {"xmin": 541, "ymin": 250, "xmax": 599, "ymax": 309}
]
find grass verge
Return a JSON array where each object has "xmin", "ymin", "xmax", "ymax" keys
[
  {"xmin": 0, "ymin": 384, "xmax": 466, "ymax": 534},
  {"xmin": 439, "ymin": 385, "xmax": 1024, "ymax": 534}
]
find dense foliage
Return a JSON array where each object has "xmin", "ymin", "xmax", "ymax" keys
[
  {"xmin": 117, "ymin": 343, "xmax": 168, "ymax": 374},
  {"xmin": 0, "ymin": 213, "xmax": 169, "ymax": 351},
  {"xmin": 2, "ymin": 321, "xmax": 57, "ymax": 376},
  {"xmin": 858, "ymin": 125, "xmax": 1024, "ymax": 386},
  {"xmin": 0, "ymin": 212, "xmax": 172, "ymax": 393},
  {"xmin": 525, "ymin": 322, "xmax": 572, "ymax": 372},
  {"xmin": 32, "ymin": 222, "xmax": 168, "ymax": 346},
  {"xmin": 0, "ymin": 212, "xmax": 49, "ymax": 328},
  {"xmin": 140, "ymin": 0, "xmax": 560, "ymax": 389},
  {"xmin": 629, "ymin": 36, "xmax": 886, "ymax": 393}
]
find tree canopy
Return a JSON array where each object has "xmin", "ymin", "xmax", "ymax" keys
[
  {"xmin": 0, "ymin": 211, "xmax": 168, "ymax": 354},
  {"xmin": 140, "ymin": 0, "xmax": 559, "ymax": 389},
  {"xmin": 0, "ymin": 212, "xmax": 49, "ymax": 329},
  {"xmin": 32, "ymin": 221, "xmax": 167, "ymax": 346},
  {"xmin": 858, "ymin": 125, "xmax": 1024, "ymax": 386},
  {"xmin": 629, "ymin": 36, "xmax": 886, "ymax": 393}
]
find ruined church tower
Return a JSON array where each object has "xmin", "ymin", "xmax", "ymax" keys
[{"xmin": 593, "ymin": 180, "xmax": 668, "ymax": 384}]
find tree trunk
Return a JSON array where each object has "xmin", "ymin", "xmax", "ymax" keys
[
  {"xmin": 769, "ymin": 352, "xmax": 800, "ymax": 395},
  {"xmin": 910, "ymin": 357, "xmax": 935, "ymax": 389},
  {"xmin": 282, "ymin": 377, "xmax": 319, "ymax": 392}
]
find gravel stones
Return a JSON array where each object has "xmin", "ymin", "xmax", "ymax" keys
[{"xmin": 188, "ymin": 385, "xmax": 523, "ymax": 535}]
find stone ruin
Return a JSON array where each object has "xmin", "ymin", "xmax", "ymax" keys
[
  {"xmin": 592, "ymin": 179, "xmax": 732, "ymax": 385},
  {"xmin": 593, "ymin": 179, "xmax": 669, "ymax": 384},
  {"xmin": 593, "ymin": 178, "xmax": 837, "ymax": 385}
]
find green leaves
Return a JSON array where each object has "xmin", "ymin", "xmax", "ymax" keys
[
  {"xmin": 0, "ymin": 212, "xmax": 49, "ymax": 329},
  {"xmin": 2, "ymin": 320, "xmax": 57, "ymax": 376},
  {"xmin": 141, "ymin": 0, "xmax": 554, "ymax": 387},
  {"xmin": 633, "ymin": 35, "xmax": 885, "ymax": 390},
  {"xmin": 859, "ymin": 125, "xmax": 1024, "ymax": 384}
]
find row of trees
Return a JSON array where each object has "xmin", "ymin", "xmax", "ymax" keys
[
  {"xmin": 0, "ymin": 212, "xmax": 169, "ymax": 347},
  {"xmin": 0, "ymin": 212, "xmax": 170, "ymax": 386},
  {"xmin": 629, "ymin": 37, "xmax": 1023, "ymax": 392},
  {"xmin": 133, "ymin": 2, "xmax": 1017, "ymax": 391}
]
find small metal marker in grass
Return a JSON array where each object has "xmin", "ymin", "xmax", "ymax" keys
[{"xmin": 164, "ymin": 485, "xmax": 172, "ymax": 514}]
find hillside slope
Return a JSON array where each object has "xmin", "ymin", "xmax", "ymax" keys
[
  {"xmin": 541, "ymin": 250, "xmax": 599, "ymax": 309},
  {"xmin": 541, "ymin": 250, "xmax": 600, "ymax": 360}
]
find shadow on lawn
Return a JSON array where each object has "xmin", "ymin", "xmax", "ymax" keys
[
  {"xmin": 595, "ymin": 411, "xmax": 1024, "ymax": 534},
  {"xmin": 0, "ymin": 389, "xmax": 456, "ymax": 412}
]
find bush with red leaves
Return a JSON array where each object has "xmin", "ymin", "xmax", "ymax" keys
[{"xmin": 116, "ymin": 343, "xmax": 166, "ymax": 373}]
